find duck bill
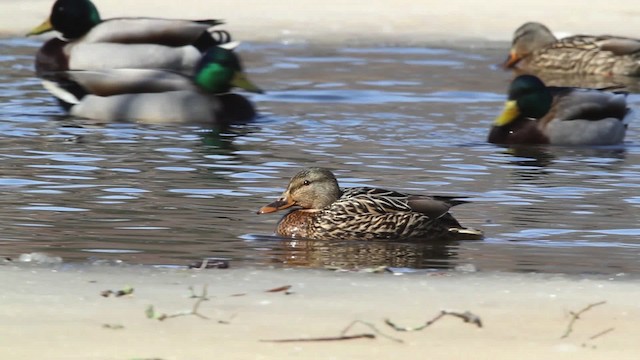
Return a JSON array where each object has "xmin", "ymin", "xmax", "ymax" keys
[
  {"xmin": 232, "ymin": 71, "xmax": 264, "ymax": 94},
  {"xmin": 494, "ymin": 100, "xmax": 520, "ymax": 126},
  {"xmin": 502, "ymin": 50, "xmax": 521, "ymax": 69},
  {"xmin": 27, "ymin": 18, "xmax": 54, "ymax": 36},
  {"xmin": 258, "ymin": 196, "xmax": 296, "ymax": 214}
]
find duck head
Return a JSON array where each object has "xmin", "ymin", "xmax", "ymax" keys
[
  {"xmin": 258, "ymin": 168, "xmax": 342, "ymax": 214},
  {"xmin": 28, "ymin": 0, "xmax": 101, "ymax": 39},
  {"xmin": 494, "ymin": 74, "xmax": 553, "ymax": 127},
  {"xmin": 503, "ymin": 22, "xmax": 557, "ymax": 68},
  {"xmin": 194, "ymin": 47, "xmax": 264, "ymax": 94}
]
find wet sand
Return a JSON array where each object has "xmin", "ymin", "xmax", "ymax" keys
[
  {"xmin": 1, "ymin": 264, "xmax": 639, "ymax": 360},
  {"xmin": 2, "ymin": 1, "xmax": 640, "ymax": 359}
]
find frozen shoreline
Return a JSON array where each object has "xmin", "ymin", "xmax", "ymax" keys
[
  {"xmin": 2, "ymin": 0, "xmax": 640, "ymax": 45},
  {"xmin": 1, "ymin": 264, "xmax": 639, "ymax": 359}
]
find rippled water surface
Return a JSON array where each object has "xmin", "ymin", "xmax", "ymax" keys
[{"xmin": 1, "ymin": 38, "xmax": 639, "ymax": 274}]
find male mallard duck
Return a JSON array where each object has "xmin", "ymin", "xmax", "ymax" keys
[
  {"xmin": 489, "ymin": 75, "xmax": 632, "ymax": 145},
  {"xmin": 28, "ymin": 0, "xmax": 229, "ymax": 76},
  {"xmin": 504, "ymin": 22, "xmax": 640, "ymax": 76},
  {"xmin": 44, "ymin": 46, "xmax": 263, "ymax": 125},
  {"xmin": 258, "ymin": 167, "xmax": 483, "ymax": 241}
]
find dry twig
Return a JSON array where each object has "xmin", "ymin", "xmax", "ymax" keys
[
  {"xmin": 261, "ymin": 320, "xmax": 402, "ymax": 343},
  {"xmin": 146, "ymin": 285, "xmax": 210, "ymax": 321},
  {"xmin": 265, "ymin": 285, "xmax": 292, "ymax": 293},
  {"xmin": 386, "ymin": 310, "xmax": 483, "ymax": 331},
  {"xmin": 561, "ymin": 301, "xmax": 606, "ymax": 339},
  {"xmin": 589, "ymin": 327, "xmax": 615, "ymax": 340}
]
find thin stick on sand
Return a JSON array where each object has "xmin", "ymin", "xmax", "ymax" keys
[
  {"xmin": 261, "ymin": 320, "xmax": 403, "ymax": 343},
  {"xmin": 385, "ymin": 310, "xmax": 483, "ymax": 331},
  {"xmin": 560, "ymin": 301, "xmax": 606, "ymax": 339}
]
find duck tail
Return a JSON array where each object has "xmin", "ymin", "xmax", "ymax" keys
[
  {"xmin": 41, "ymin": 80, "xmax": 85, "ymax": 111},
  {"xmin": 623, "ymin": 107, "xmax": 635, "ymax": 127},
  {"xmin": 194, "ymin": 19, "xmax": 225, "ymax": 27},
  {"xmin": 432, "ymin": 195, "xmax": 469, "ymax": 207},
  {"xmin": 192, "ymin": 28, "xmax": 235, "ymax": 52},
  {"xmin": 448, "ymin": 227, "xmax": 484, "ymax": 240}
]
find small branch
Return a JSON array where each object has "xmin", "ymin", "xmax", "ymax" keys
[
  {"xmin": 265, "ymin": 285, "xmax": 292, "ymax": 293},
  {"xmin": 589, "ymin": 327, "xmax": 615, "ymax": 340},
  {"xmin": 147, "ymin": 285, "xmax": 210, "ymax": 321},
  {"xmin": 560, "ymin": 301, "xmax": 606, "ymax": 339},
  {"xmin": 261, "ymin": 334, "xmax": 375, "ymax": 343},
  {"xmin": 341, "ymin": 320, "xmax": 403, "ymax": 343},
  {"xmin": 386, "ymin": 310, "xmax": 483, "ymax": 332},
  {"xmin": 260, "ymin": 320, "xmax": 402, "ymax": 343}
]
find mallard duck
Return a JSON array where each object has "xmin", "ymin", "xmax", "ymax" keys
[
  {"xmin": 489, "ymin": 75, "xmax": 632, "ymax": 145},
  {"xmin": 28, "ymin": 0, "xmax": 229, "ymax": 76},
  {"xmin": 44, "ymin": 46, "xmax": 263, "ymax": 125},
  {"xmin": 504, "ymin": 22, "xmax": 640, "ymax": 76},
  {"xmin": 258, "ymin": 167, "xmax": 483, "ymax": 241}
]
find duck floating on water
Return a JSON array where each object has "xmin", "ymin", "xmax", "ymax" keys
[
  {"xmin": 44, "ymin": 46, "xmax": 263, "ymax": 126},
  {"xmin": 489, "ymin": 75, "xmax": 632, "ymax": 145},
  {"xmin": 28, "ymin": 0, "xmax": 230, "ymax": 76},
  {"xmin": 258, "ymin": 167, "xmax": 483, "ymax": 241},
  {"xmin": 504, "ymin": 22, "xmax": 640, "ymax": 76}
]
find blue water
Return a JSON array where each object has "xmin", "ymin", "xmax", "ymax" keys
[{"xmin": 0, "ymin": 38, "xmax": 639, "ymax": 274}]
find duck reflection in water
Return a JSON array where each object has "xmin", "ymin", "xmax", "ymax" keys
[{"xmin": 269, "ymin": 237, "xmax": 462, "ymax": 270}]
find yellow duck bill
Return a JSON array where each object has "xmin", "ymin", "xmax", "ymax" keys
[
  {"xmin": 493, "ymin": 100, "xmax": 520, "ymax": 126},
  {"xmin": 232, "ymin": 71, "xmax": 264, "ymax": 94},
  {"xmin": 27, "ymin": 18, "xmax": 54, "ymax": 36}
]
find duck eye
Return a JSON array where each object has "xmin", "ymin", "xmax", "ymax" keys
[{"xmin": 303, "ymin": 180, "xmax": 311, "ymax": 186}]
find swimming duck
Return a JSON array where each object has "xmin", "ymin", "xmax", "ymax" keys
[
  {"xmin": 504, "ymin": 22, "xmax": 640, "ymax": 76},
  {"xmin": 489, "ymin": 75, "xmax": 632, "ymax": 145},
  {"xmin": 258, "ymin": 167, "xmax": 483, "ymax": 241},
  {"xmin": 28, "ymin": 0, "xmax": 229, "ymax": 76},
  {"xmin": 44, "ymin": 46, "xmax": 263, "ymax": 126}
]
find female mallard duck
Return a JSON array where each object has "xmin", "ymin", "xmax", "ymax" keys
[
  {"xmin": 44, "ymin": 46, "xmax": 263, "ymax": 125},
  {"xmin": 28, "ymin": 0, "xmax": 229, "ymax": 76},
  {"xmin": 504, "ymin": 22, "xmax": 640, "ymax": 76},
  {"xmin": 258, "ymin": 167, "xmax": 483, "ymax": 241},
  {"xmin": 489, "ymin": 75, "xmax": 632, "ymax": 145}
]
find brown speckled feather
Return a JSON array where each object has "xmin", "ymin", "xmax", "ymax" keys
[
  {"xmin": 523, "ymin": 36, "xmax": 640, "ymax": 76},
  {"xmin": 276, "ymin": 187, "xmax": 476, "ymax": 241},
  {"xmin": 507, "ymin": 23, "xmax": 640, "ymax": 76}
]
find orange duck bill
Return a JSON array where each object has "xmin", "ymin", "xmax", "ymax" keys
[
  {"xmin": 502, "ymin": 50, "xmax": 521, "ymax": 69},
  {"xmin": 257, "ymin": 196, "xmax": 296, "ymax": 214}
]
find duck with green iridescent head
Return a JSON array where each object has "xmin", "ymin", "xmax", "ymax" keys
[
  {"xmin": 258, "ymin": 167, "xmax": 483, "ymax": 242},
  {"xmin": 489, "ymin": 75, "xmax": 632, "ymax": 145},
  {"xmin": 504, "ymin": 22, "xmax": 640, "ymax": 76},
  {"xmin": 28, "ymin": 0, "xmax": 230, "ymax": 77},
  {"xmin": 44, "ymin": 46, "xmax": 264, "ymax": 126}
]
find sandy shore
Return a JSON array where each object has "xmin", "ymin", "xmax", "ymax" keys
[
  {"xmin": 2, "ymin": 0, "xmax": 640, "ymax": 44},
  {"xmin": 0, "ymin": 264, "xmax": 638, "ymax": 360}
]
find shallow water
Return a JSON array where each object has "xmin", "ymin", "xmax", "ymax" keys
[{"xmin": 1, "ymin": 38, "xmax": 639, "ymax": 274}]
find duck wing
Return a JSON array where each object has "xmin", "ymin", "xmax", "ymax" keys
[
  {"xmin": 595, "ymin": 36, "xmax": 640, "ymax": 56},
  {"xmin": 337, "ymin": 187, "xmax": 463, "ymax": 219},
  {"xmin": 548, "ymin": 88, "xmax": 629, "ymax": 122},
  {"xmin": 58, "ymin": 69, "xmax": 197, "ymax": 96},
  {"xmin": 540, "ymin": 87, "xmax": 631, "ymax": 145},
  {"xmin": 66, "ymin": 42, "xmax": 202, "ymax": 73},
  {"xmin": 82, "ymin": 18, "xmax": 224, "ymax": 46}
]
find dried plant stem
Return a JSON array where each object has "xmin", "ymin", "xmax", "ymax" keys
[
  {"xmin": 261, "ymin": 320, "xmax": 402, "ymax": 343},
  {"xmin": 561, "ymin": 301, "xmax": 606, "ymax": 339},
  {"xmin": 385, "ymin": 310, "xmax": 483, "ymax": 331}
]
